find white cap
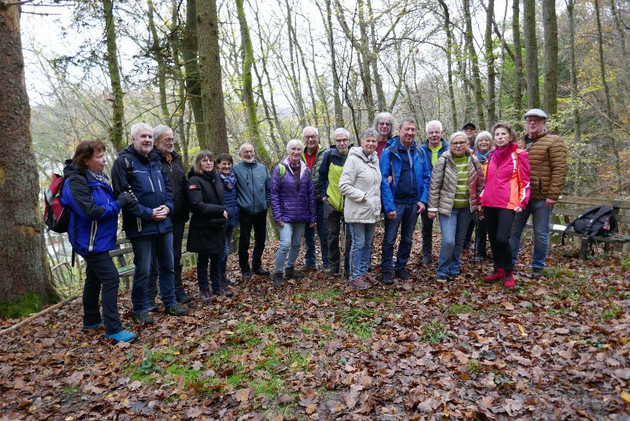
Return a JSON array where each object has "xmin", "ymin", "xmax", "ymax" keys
[{"xmin": 524, "ymin": 108, "xmax": 548, "ymax": 119}]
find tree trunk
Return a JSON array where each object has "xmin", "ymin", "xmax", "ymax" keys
[
  {"xmin": 594, "ymin": 0, "xmax": 622, "ymax": 193},
  {"xmin": 323, "ymin": 0, "xmax": 343, "ymax": 127},
  {"xmin": 197, "ymin": 0, "xmax": 229, "ymax": 153},
  {"xmin": 182, "ymin": 0, "xmax": 206, "ymax": 145},
  {"xmin": 147, "ymin": 0, "xmax": 170, "ymax": 122},
  {"xmin": 463, "ymin": 0, "xmax": 486, "ymax": 127},
  {"xmin": 485, "ymin": 0, "xmax": 496, "ymax": 128},
  {"xmin": 0, "ymin": 2, "xmax": 55, "ymax": 307},
  {"xmin": 542, "ymin": 0, "xmax": 558, "ymax": 115},
  {"xmin": 102, "ymin": 0, "xmax": 126, "ymax": 151},
  {"xmin": 512, "ymin": 0, "xmax": 524, "ymax": 124},
  {"xmin": 438, "ymin": 0, "xmax": 458, "ymax": 129},
  {"xmin": 235, "ymin": 0, "xmax": 262, "ymax": 146},
  {"xmin": 566, "ymin": 0, "xmax": 582, "ymax": 194},
  {"xmin": 523, "ymin": 0, "xmax": 540, "ymax": 109},
  {"xmin": 610, "ymin": 0, "xmax": 630, "ymax": 103}
]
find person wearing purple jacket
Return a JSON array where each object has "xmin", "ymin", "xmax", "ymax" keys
[{"xmin": 271, "ymin": 139, "xmax": 317, "ymax": 287}]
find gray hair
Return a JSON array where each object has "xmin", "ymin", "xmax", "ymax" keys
[
  {"xmin": 360, "ymin": 128, "xmax": 380, "ymax": 142},
  {"xmin": 373, "ymin": 112, "xmax": 394, "ymax": 137},
  {"xmin": 333, "ymin": 127, "xmax": 351, "ymax": 140},
  {"xmin": 449, "ymin": 131, "xmax": 467, "ymax": 144},
  {"xmin": 131, "ymin": 122, "xmax": 153, "ymax": 139},
  {"xmin": 286, "ymin": 139, "xmax": 304, "ymax": 154},
  {"xmin": 398, "ymin": 117, "xmax": 417, "ymax": 130},
  {"xmin": 474, "ymin": 130, "xmax": 493, "ymax": 148},
  {"xmin": 239, "ymin": 143, "xmax": 254, "ymax": 153},
  {"xmin": 425, "ymin": 120, "xmax": 443, "ymax": 133},
  {"xmin": 302, "ymin": 126, "xmax": 319, "ymax": 136},
  {"xmin": 153, "ymin": 124, "xmax": 172, "ymax": 142}
]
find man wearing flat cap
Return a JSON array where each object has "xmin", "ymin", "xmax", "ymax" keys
[{"xmin": 509, "ymin": 108, "xmax": 567, "ymax": 278}]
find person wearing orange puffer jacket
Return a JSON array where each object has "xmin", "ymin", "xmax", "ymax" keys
[{"xmin": 481, "ymin": 122, "xmax": 530, "ymax": 288}]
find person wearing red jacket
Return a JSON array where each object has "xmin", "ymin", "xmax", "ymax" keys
[{"xmin": 480, "ymin": 122, "xmax": 530, "ymax": 288}]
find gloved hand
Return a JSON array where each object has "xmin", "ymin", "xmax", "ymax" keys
[{"xmin": 118, "ymin": 191, "xmax": 137, "ymax": 208}]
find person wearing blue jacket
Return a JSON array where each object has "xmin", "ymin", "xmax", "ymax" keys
[
  {"xmin": 111, "ymin": 123, "xmax": 189, "ymax": 325},
  {"xmin": 419, "ymin": 120, "xmax": 450, "ymax": 264},
  {"xmin": 216, "ymin": 153, "xmax": 240, "ymax": 286},
  {"xmin": 380, "ymin": 118, "xmax": 431, "ymax": 284},
  {"xmin": 62, "ymin": 140, "xmax": 137, "ymax": 343}
]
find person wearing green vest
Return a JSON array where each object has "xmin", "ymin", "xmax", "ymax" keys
[
  {"xmin": 319, "ymin": 128, "xmax": 352, "ymax": 278},
  {"xmin": 419, "ymin": 120, "xmax": 450, "ymax": 265}
]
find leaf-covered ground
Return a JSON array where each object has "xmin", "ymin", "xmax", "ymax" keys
[{"xmin": 1, "ymin": 231, "xmax": 629, "ymax": 420}]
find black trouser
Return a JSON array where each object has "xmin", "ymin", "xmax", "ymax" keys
[
  {"xmin": 238, "ymin": 209, "xmax": 268, "ymax": 272},
  {"xmin": 148, "ymin": 217, "xmax": 187, "ymax": 301},
  {"xmin": 463, "ymin": 218, "xmax": 475, "ymax": 247},
  {"xmin": 83, "ymin": 251, "xmax": 124, "ymax": 335},
  {"xmin": 323, "ymin": 201, "xmax": 351, "ymax": 275},
  {"xmin": 475, "ymin": 214, "xmax": 488, "ymax": 258},
  {"xmin": 420, "ymin": 211, "xmax": 433, "ymax": 258},
  {"xmin": 484, "ymin": 207, "xmax": 515, "ymax": 272}
]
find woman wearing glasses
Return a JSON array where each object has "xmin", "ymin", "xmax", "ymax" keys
[
  {"xmin": 480, "ymin": 123, "xmax": 530, "ymax": 288},
  {"xmin": 427, "ymin": 131, "xmax": 485, "ymax": 282}
]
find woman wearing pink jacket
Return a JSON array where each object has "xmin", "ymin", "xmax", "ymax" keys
[{"xmin": 481, "ymin": 123, "xmax": 530, "ymax": 288}]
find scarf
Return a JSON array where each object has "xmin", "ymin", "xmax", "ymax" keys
[
  {"xmin": 476, "ymin": 149, "xmax": 491, "ymax": 164},
  {"xmin": 220, "ymin": 172, "xmax": 237, "ymax": 190},
  {"xmin": 88, "ymin": 170, "xmax": 110, "ymax": 186}
]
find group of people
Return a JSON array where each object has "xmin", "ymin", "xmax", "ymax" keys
[{"xmin": 60, "ymin": 108, "xmax": 566, "ymax": 343}]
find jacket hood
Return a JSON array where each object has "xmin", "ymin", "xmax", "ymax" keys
[
  {"xmin": 348, "ymin": 146, "xmax": 378, "ymax": 163},
  {"xmin": 62, "ymin": 159, "xmax": 85, "ymax": 178}
]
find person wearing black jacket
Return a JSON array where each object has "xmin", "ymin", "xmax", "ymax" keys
[
  {"xmin": 147, "ymin": 125, "xmax": 193, "ymax": 308},
  {"xmin": 187, "ymin": 151, "xmax": 233, "ymax": 301}
]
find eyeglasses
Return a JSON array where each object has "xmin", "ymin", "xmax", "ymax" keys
[
  {"xmin": 335, "ymin": 138, "xmax": 349, "ymax": 142},
  {"xmin": 452, "ymin": 142, "xmax": 467, "ymax": 147},
  {"xmin": 427, "ymin": 131, "xmax": 442, "ymax": 135},
  {"xmin": 304, "ymin": 135, "xmax": 318, "ymax": 140},
  {"xmin": 378, "ymin": 122, "xmax": 392, "ymax": 126}
]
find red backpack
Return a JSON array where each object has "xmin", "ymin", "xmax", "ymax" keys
[{"xmin": 43, "ymin": 173, "xmax": 70, "ymax": 233}]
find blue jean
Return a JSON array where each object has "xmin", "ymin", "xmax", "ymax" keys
[
  {"xmin": 197, "ymin": 253, "xmax": 221, "ymax": 292},
  {"xmin": 130, "ymin": 232, "xmax": 176, "ymax": 313},
  {"xmin": 348, "ymin": 223, "xmax": 375, "ymax": 279},
  {"xmin": 381, "ymin": 202, "xmax": 419, "ymax": 274},
  {"xmin": 437, "ymin": 208, "xmax": 471, "ymax": 278},
  {"xmin": 83, "ymin": 251, "xmax": 124, "ymax": 335},
  {"xmin": 275, "ymin": 222, "xmax": 306, "ymax": 272},
  {"xmin": 510, "ymin": 199, "xmax": 553, "ymax": 270},
  {"xmin": 304, "ymin": 201, "xmax": 329, "ymax": 267},
  {"xmin": 220, "ymin": 225, "xmax": 235, "ymax": 279}
]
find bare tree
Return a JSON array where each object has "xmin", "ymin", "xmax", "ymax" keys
[
  {"xmin": 523, "ymin": 0, "xmax": 540, "ymax": 109},
  {"xmin": 0, "ymin": 1, "xmax": 55, "ymax": 307},
  {"xmin": 542, "ymin": 0, "xmax": 558, "ymax": 115},
  {"xmin": 102, "ymin": 0, "xmax": 126, "ymax": 151}
]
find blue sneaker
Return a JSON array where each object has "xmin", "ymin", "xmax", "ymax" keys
[
  {"xmin": 105, "ymin": 330, "xmax": 138, "ymax": 343},
  {"xmin": 83, "ymin": 321, "xmax": 103, "ymax": 330}
]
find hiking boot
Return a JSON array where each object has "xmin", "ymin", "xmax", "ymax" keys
[
  {"xmin": 147, "ymin": 301, "xmax": 158, "ymax": 312},
  {"xmin": 133, "ymin": 312, "xmax": 154, "ymax": 325},
  {"xmin": 297, "ymin": 264, "xmax": 317, "ymax": 274},
  {"xmin": 176, "ymin": 292, "xmax": 193, "ymax": 304},
  {"xmin": 421, "ymin": 255, "xmax": 432, "ymax": 265},
  {"xmin": 213, "ymin": 288, "xmax": 233, "ymax": 297},
  {"xmin": 83, "ymin": 321, "xmax": 103, "ymax": 330},
  {"xmin": 483, "ymin": 268, "xmax": 506, "ymax": 283},
  {"xmin": 395, "ymin": 268, "xmax": 411, "ymax": 281},
  {"xmin": 530, "ymin": 268, "xmax": 544, "ymax": 278},
  {"xmin": 253, "ymin": 267, "xmax": 270, "ymax": 276},
  {"xmin": 199, "ymin": 290, "xmax": 212, "ymax": 302},
  {"xmin": 272, "ymin": 271, "xmax": 285, "ymax": 287},
  {"xmin": 285, "ymin": 266, "xmax": 305, "ymax": 279},
  {"xmin": 242, "ymin": 270, "xmax": 252, "ymax": 280},
  {"xmin": 381, "ymin": 272, "xmax": 394, "ymax": 285},
  {"xmin": 165, "ymin": 303, "xmax": 189, "ymax": 316},
  {"xmin": 504, "ymin": 271, "xmax": 516, "ymax": 288},
  {"xmin": 365, "ymin": 273, "xmax": 379, "ymax": 286},
  {"xmin": 350, "ymin": 276, "xmax": 371, "ymax": 290},
  {"xmin": 105, "ymin": 330, "xmax": 138, "ymax": 343}
]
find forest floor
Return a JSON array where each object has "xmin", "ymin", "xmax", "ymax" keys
[{"xmin": 1, "ymin": 230, "xmax": 629, "ymax": 420}]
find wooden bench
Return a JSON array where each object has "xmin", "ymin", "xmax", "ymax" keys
[
  {"xmin": 110, "ymin": 234, "xmax": 195, "ymax": 290},
  {"xmin": 549, "ymin": 195, "xmax": 630, "ymax": 260}
]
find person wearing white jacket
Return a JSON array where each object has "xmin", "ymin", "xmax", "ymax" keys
[{"xmin": 339, "ymin": 128, "xmax": 382, "ymax": 289}]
